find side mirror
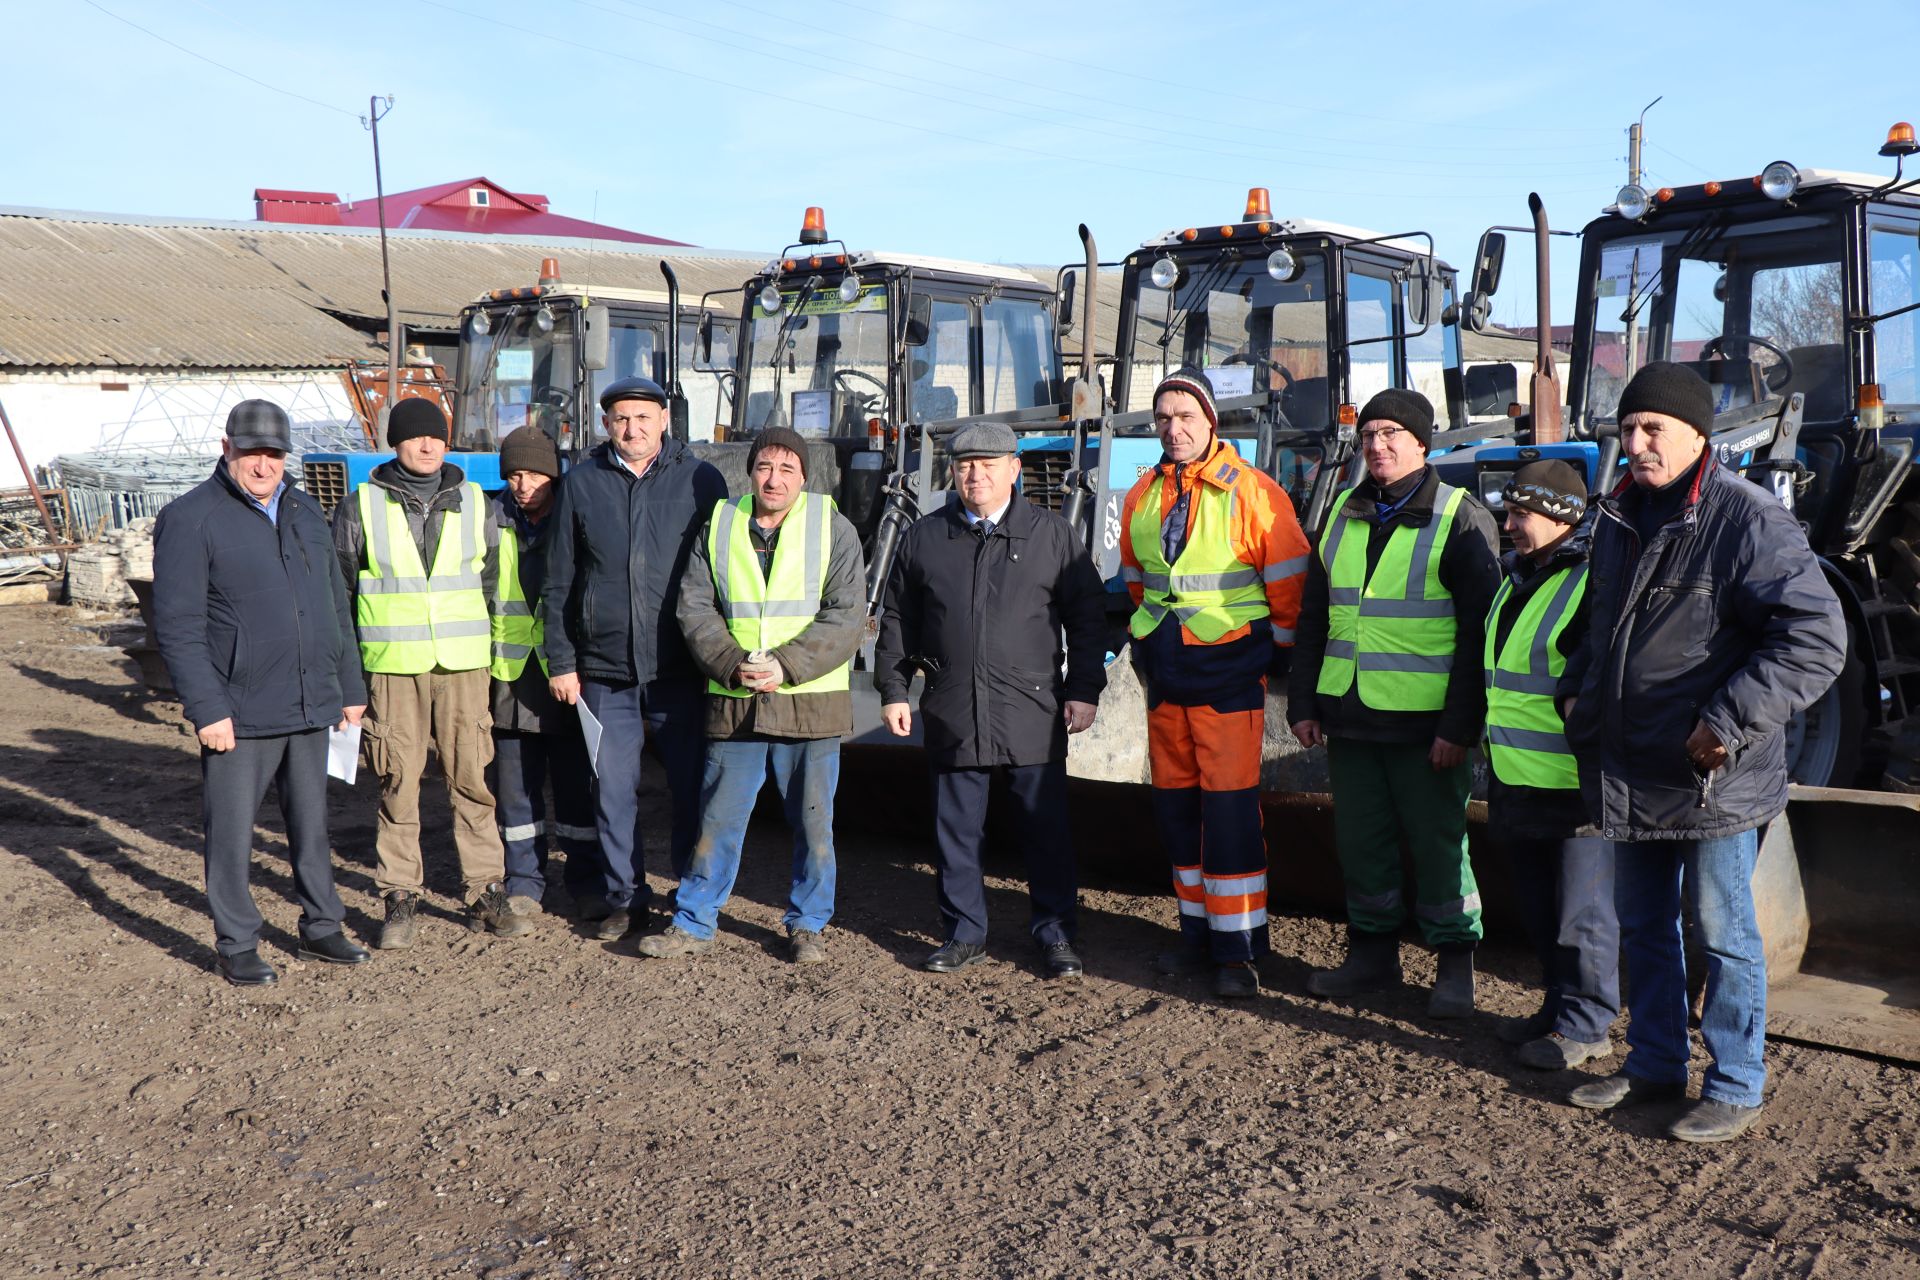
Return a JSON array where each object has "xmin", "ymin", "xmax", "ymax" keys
[
  {"xmin": 1406, "ymin": 260, "xmax": 1440, "ymax": 328},
  {"xmin": 697, "ymin": 312, "xmax": 714, "ymax": 366},
  {"xmin": 1463, "ymin": 363, "xmax": 1520, "ymax": 417},
  {"xmin": 1471, "ymin": 230, "xmax": 1507, "ymax": 298},
  {"xmin": 1459, "ymin": 292, "xmax": 1494, "ymax": 335},
  {"xmin": 902, "ymin": 293, "xmax": 932, "ymax": 348},
  {"xmin": 1057, "ymin": 272, "xmax": 1078, "ymax": 337},
  {"xmin": 581, "ymin": 304, "xmax": 611, "ymax": 372}
]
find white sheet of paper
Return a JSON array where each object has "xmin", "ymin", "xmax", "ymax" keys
[
  {"xmin": 327, "ymin": 723, "xmax": 361, "ymax": 785},
  {"xmin": 576, "ymin": 698, "xmax": 603, "ymax": 776}
]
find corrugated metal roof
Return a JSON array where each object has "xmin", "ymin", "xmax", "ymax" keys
[{"xmin": 0, "ymin": 207, "xmax": 766, "ymax": 371}]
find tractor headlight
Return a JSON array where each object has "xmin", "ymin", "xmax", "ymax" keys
[
  {"xmin": 1614, "ymin": 184, "xmax": 1652, "ymax": 220},
  {"xmin": 1760, "ymin": 161, "xmax": 1801, "ymax": 201}
]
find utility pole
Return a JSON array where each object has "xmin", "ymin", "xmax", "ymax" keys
[
  {"xmin": 362, "ymin": 95, "xmax": 399, "ymax": 432},
  {"xmin": 1627, "ymin": 95, "xmax": 1662, "ymax": 188}
]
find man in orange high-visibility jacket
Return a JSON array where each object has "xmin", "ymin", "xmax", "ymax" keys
[{"xmin": 1120, "ymin": 368, "xmax": 1309, "ymax": 999}]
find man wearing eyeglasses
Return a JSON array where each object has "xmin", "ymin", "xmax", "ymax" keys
[{"xmin": 1289, "ymin": 388, "xmax": 1500, "ymax": 1017}]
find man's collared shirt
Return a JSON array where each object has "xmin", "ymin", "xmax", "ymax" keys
[
  {"xmin": 960, "ymin": 498, "xmax": 1012, "ymax": 531},
  {"xmin": 611, "ymin": 447, "xmax": 658, "ymax": 482},
  {"xmin": 244, "ymin": 480, "xmax": 287, "ymax": 526}
]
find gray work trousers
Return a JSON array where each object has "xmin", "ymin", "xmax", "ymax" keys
[{"xmin": 201, "ymin": 728, "xmax": 346, "ymax": 957}]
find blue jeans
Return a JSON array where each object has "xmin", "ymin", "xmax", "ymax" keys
[
  {"xmin": 1613, "ymin": 828, "xmax": 1766, "ymax": 1107},
  {"xmin": 672, "ymin": 737, "xmax": 840, "ymax": 940},
  {"xmin": 1505, "ymin": 835, "xmax": 1620, "ymax": 1044},
  {"xmin": 579, "ymin": 677, "xmax": 704, "ymax": 911},
  {"xmin": 489, "ymin": 728, "xmax": 600, "ymax": 903}
]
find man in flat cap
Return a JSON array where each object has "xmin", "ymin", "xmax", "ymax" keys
[
  {"xmin": 487, "ymin": 425, "xmax": 600, "ymax": 924},
  {"xmin": 1119, "ymin": 368, "xmax": 1311, "ymax": 999},
  {"xmin": 333, "ymin": 397, "xmax": 524, "ymax": 947},
  {"xmin": 651, "ymin": 427, "xmax": 865, "ymax": 965},
  {"xmin": 542, "ymin": 376, "xmax": 728, "ymax": 941},
  {"xmin": 875, "ymin": 420, "xmax": 1106, "ymax": 978},
  {"xmin": 1289, "ymin": 387, "xmax": 1500, "ymax": 1016},
  {"xmin": 1481, "ymin": 459, "xmax": 1618, "ymax": 1070},
  {"xmin": 1564, "ymin": 361, "xmax": 1843, "ymax": 1142},
  {"xmin": 154, "ymin": 400, "xmax": 372, "ymax": 983}
]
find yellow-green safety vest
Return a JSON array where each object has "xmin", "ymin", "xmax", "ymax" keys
[
  {"xmin": 355, "ymin": 481, "xmax": 491, "ymax": 674},
  {"xmin": 705, "ymin": 492, "xmax": 849, "ymax": 697},
  {"xmin": 1314, "ymin": 482, "xmax": 1465, "ymax": 712},
  {"xmin": 489, "ymin": 524, "xmax": 547, "ymax": 681},
  {"xmin": 1483, "ymin": 562, "xmax": 1587, "ymax": 790},
  {"xmin": 1126, "ymin": 458, "xmax": 1275, "ymax": 643}
]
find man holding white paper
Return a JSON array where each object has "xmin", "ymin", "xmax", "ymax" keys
[{"xmin": 153, "ymin": 400, "xmax": 371, "ymax": 984}]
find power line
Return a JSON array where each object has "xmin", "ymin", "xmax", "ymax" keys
[
  {"xmin": 572, "ymin": 0, "xmax": 1617, "ymax": 178},
  {"xmin": 78, "ymin": 0, "xmax": 356, "ymax": 118},
  {"xmin": 811, "ymin": 0, "xmax": 1620, "ymax": 136}
]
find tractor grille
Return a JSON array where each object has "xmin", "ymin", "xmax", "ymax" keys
[
  {"xmin": 303, "ymin": 460, "xmax": 349, "ymax": 516},
  {"xmin": 1020, "ymin": 450, "xmax": 1071, "ymax": 512}
]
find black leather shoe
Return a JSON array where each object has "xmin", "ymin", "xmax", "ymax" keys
[
  {"xmin": 217, "ymin": 950, "xmax": 278, "ymax": 986},
  {"xmin": 1569, "ymin": 1071, "xmax": 1687, "ymax": 1111},
  {"xmin": 1042, "ymin": 942, "xmax": 1083, "ymax": 979},
  {"xmin": 298, "ymin": 931, "xmax": 371, "ymax": 965},
  {"xmin": 923, "ymin": 940, "xmax": 988, "ymax": 973}
]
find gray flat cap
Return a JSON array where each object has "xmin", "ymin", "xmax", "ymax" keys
[
  {"xmin": 948, "ymin": 421, "xmax": 1018, "ymax": 459},
  {"xmin": 225, "ymin": 399, "xmax": 293, "ymax": 452}
]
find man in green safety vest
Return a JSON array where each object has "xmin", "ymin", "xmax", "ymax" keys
[
  {"xmin": 646, "ymin": 427, "xmax": 866, "ymax": 964},
  {"xmin": 487, "ymin": 426, "xmax": 600, "ymax": 925},
  {"xmin": 1483, "ymin": 459, "xmax": 1619, "ymax": 1070},
  {"xmin": 331, "ymin": 399, "xmax": 526, "ymax": 948},
  {"xmin": 1288, "ymin": 389, "xmax": 1500, "ymax": 1016}
]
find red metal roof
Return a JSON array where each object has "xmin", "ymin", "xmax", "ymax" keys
[{"xmin": 273, "ymin": 177, "xmax": 688, "ymax": 245}]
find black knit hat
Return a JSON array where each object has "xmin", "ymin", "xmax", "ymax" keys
[
  {"xmin": 1358, "ymin": 388, "xmax": 1436, "ymax": 448},
  {"xmin": 499, "ymin": 425, "xmax": 560, "ymax": 479},
  {"xmin": 1153, "ymin": 368, "xmax": 1218, "ymax": 433},
  {"xmin": 1617, "ymin": 360, "xmax": 1715, "ymax": 436},
  {"xmin": 1503, "ymin": 459, "xmax": 1588, "ymax": 524},
  {"xmin": 747, "ymin": 426, "xmax": 810, "ymax": 479},
  {"xmin": 387, "ymin": 397, "xmax": 449, "ymax": 447}
]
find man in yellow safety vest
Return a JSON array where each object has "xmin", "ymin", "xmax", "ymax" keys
[
  {"xmin": 332, "ymin": 398, "xmax": 525, "ymax": 948},
  {"xmin": 647, "ymin": 427, "xmax": 866, "ymax": 964}
]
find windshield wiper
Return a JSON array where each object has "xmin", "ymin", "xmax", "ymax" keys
[
  {"xmin": 1158, "ymin": 252, "xmax": 1241, "ymax": 357},
  {"xmin": 468, "ymin": 305, "xmax": 518, "ymax": 447},
  {"xmin": 760, "ymin": 276, "xmax": 821, "ymax": 429}
]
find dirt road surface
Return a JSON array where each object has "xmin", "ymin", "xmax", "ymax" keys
[{"xmin": 2, "ymin": 603, "xmax": 1917, "ymax": 1278}]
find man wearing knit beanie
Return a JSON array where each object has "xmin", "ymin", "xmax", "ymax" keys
[
  {"xmin": 486, "ymin": 426, "xmax": 598, "ymax": 926},
  {"xmin": 1289, "ymin": 385, "xmax": 1501, "ymax": 1018},
  {"xmin": 1564, "ymin": 359, "xmax": 1846, "ymax": 1142},
  {"xmin": 332, "ymin": 397, "xmax": 525, "ymax": 946},
  {"xmin": 1120, "ymin": 368, "xmax": 1311, "ymax": 998},
  {"xmin": 1482, "ymin": 459, "xmax": 1620, "ymax": 1071}
]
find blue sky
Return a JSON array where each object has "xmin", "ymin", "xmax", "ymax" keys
[{"xmin": 11, "ymin": 0, "xmax": 1919, "ymax": 323}]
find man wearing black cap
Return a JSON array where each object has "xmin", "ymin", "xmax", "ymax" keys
[
  {"xmin": 649, "ymin": 427, "xmax": 866, "ymax": 964},
  {"xmin": 1288, "ymin": 387, "xmax": 1500, "ymax": 1017},
  {"xmin": 1564, "ymin": 361, "xmax": 1844, "ymax": 1142},
  {"xmin": 1119, "ymin": 369, "xmax": 1311, "ymax": 999},
  {"xmin": 875, "ymin": 420, "xmax": 1107, "ymax": 978},
  {"xmin": 486, "ymin": 425, "xmax": 599, "ymax": 924},
  {"xmin": 154, "ymin": 400, "xmax": 370, "ymax": 983},
  {"xmin": 333, "ymin": 397, "xmax": 524, "ymax": 948},
  {"xmin": 1482, "ymin": 460, "xmax": 1619, "ymax": 1070},
  {"xmin": 542, "ymin": 376, "xmax": 728, "ymax": 941}
]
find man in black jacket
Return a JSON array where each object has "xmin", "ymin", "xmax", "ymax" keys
[
  {"xmin": 542, "ymin": 376, "xmax": 729, "ymax": 941},
  {"xmin": 1482, "ymin": 460, "xmax": 1618, "ymax": 1071},
  {"xmin": 1288, "ymin": 389, "xmax": 1501, "ymax": 1017},
  {"xmin": 1564, "ymin": 362, "xmax": 1845, "ymax": 1143},
  {"xmin": 153, "ymin": 400, "xmax": 371, "ymax": 984},
  {"xmin": 875, "ymin": 421, "xmax": 1107, "ymax": 978}
]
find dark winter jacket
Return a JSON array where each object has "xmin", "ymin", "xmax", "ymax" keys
[
  {"xmin": 679, "ymin": 499, "xmax": 867, "ymax": 740},
  {"xmin": 154, "ymin": 460, "xmax": 367, "ymax": 737},
  {"xmin": 490, "ymin": 488, "xmax": 569, "ymax": 733},
  {"xmin": 1484, "ymin": 524, "xmax": 1596, "ymax": 840},
  {"xmin": 542, "ymin": 440, "xmax": 729, "ymax": 687},
  {"xmin": 1565, "ymin": 454, "xmax": 1846, "ymax": 841},
  {"xmin": 874, "ymin": 495, "xmax": 1108, "ymax": 768},
  {"xmin": 1288, "ymin": 465, "xmax": 1501, "ymax": 746}
]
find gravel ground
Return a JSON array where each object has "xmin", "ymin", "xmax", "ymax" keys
[{"xmin": 1, "ymin": 602, "xmax": 1917, "ymax": 1279}]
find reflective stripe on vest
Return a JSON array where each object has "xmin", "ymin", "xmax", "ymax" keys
[
  {"xmin": 1314, "ymin": 482, "xmax": 1464, "ymax": 711},
  {"xmin": 489, "ymin": 524, "xmax": 547, "ymax": 681},
  {"xmin": 705, "ymin": 492, "xmax": 850, "ymax": 697},
  {"xmin": 355, "ymin": 481, "xmax": 491, "ymax": 674},
  {"xmin": 1127, "ymin": 455, "xmax": 1270, "ymax": 643},
  {"xmin": 1483, "ymin": 562, "xmax": 1587, "ymax": 790}
]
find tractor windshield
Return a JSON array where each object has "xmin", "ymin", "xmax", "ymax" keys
[
  {"xmin": 739, "ymin": 280, "xmax": 892, "ymax": 436},
  {"xmin": 1126, "ymin": 250, "xmax": 1332, "ymax": 433},
  {"xmin": 1578, "ymin": 211, "xmax": 1848, "ymax": 430},
  {"xmin": 454, "ymin": 303, "xmax": 579, "ymax": 452}
]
